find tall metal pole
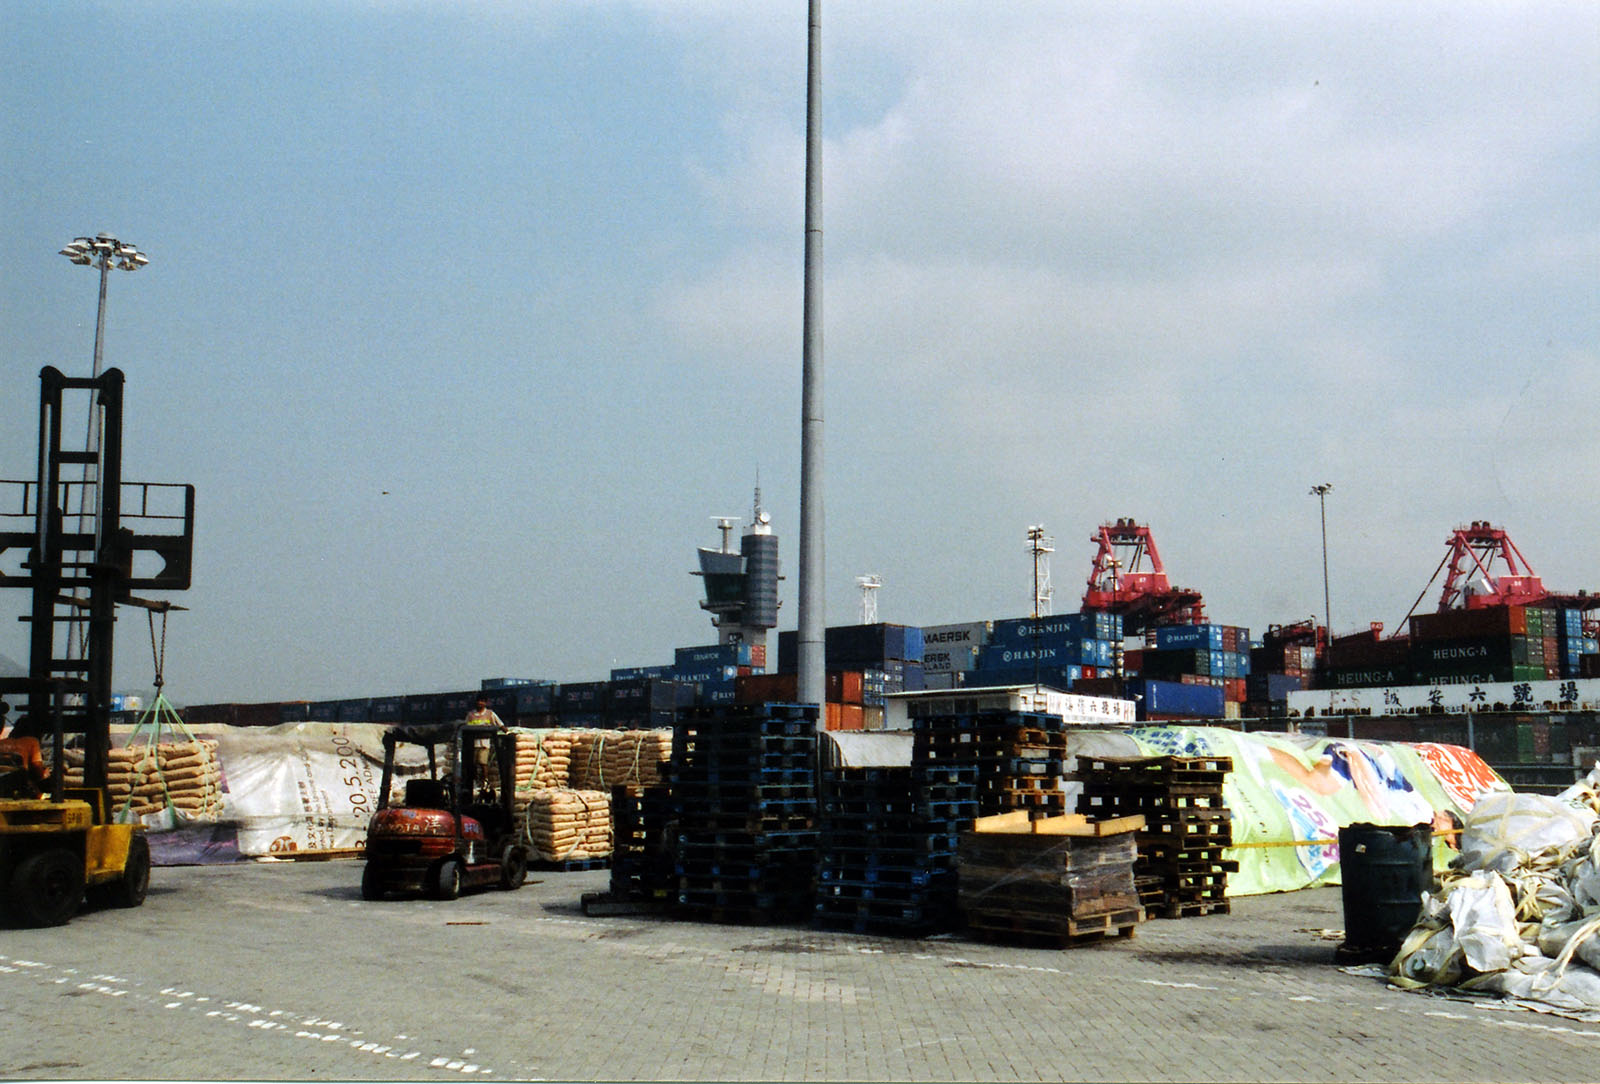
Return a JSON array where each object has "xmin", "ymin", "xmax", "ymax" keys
[
  {"xmin": 1311, "ymin": 483, "xmax": 1333, "ymax": 635},
  {"xmin": 59, "ymin": 234, "xmax": 148, "ymax": 661},
  {"xmin": 797, "ymin": 0, "xmax": 827, "ymax": 720}
]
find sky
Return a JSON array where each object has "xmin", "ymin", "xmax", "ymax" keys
[{"xmin": 1, "ymin": 1, "xmax": 1596, "ymax": 706}]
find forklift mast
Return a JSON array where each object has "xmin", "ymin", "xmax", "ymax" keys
[{"xmin": 0, "ymin": 366, "xmax": 194, "ymax": 790}]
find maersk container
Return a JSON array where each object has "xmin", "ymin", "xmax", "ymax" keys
[
  {"xmin": 921, "ymin": 643, "xmax": 982, "ymax": 675},
  {"xmin": 1128, "ymin": 678, "xmax": 1225, "ymax": 719},
  {"xmin": 921, "ymin": 621, "xmax": 992, "ymax": 654}
]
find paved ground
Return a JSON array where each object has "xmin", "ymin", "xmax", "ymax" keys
[{"xmin": 2, "ymin": 860, "xmax": 1598, "ymax": 1082}]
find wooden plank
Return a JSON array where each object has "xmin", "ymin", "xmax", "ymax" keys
[{"xmin": 972, "ymin": 810, "xmax": 1034, "ymax": 833}]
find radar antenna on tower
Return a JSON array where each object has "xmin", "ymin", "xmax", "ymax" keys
[{"xmin": 855, "ymin": 574, "xmax": 882, "ymax": 624}]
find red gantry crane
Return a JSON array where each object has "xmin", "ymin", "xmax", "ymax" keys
[
  {"xmin": 1081, "ymin": 518, "xmax": 1206, "ymax": 635},
  {"xmin": 1398, "ymin": 521, "xmax": 1599, "ymax": 636}
]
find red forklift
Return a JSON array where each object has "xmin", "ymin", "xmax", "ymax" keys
[{"xmin": 361, "ymin": 722, "xmax": 529, "ymax": 900}]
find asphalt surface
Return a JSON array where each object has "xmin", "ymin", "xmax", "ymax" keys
[{"xmin": 1, "ymin": 860, "xmax": 1597, "ymax": 1083}]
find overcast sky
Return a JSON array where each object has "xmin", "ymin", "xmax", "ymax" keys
[{"xmin": 2, "ymin": 2, "xmax": 1595, "ymax": 705}]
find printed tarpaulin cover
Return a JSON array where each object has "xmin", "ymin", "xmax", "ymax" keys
[
  {"xmin": 132, "ymin": 722, "xmax": 430, "ymax": 864},
  {"xmin": 1068, "ymin": 726, "xmax": 1510, "ymax": 896}
]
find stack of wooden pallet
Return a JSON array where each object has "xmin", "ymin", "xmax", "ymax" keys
[
  {"xmin": 813, "ymin": 763, "xmax": 979, "ymax": 936},
  {"xmin": 1073, "ymin": 755, "xmax": 1235, "ymax": 918},
  {"xmin": 957, "ymin": 810, "xmax": 1146, "ymax": 946},
  {"xmin": 606, "ymin": 783, "xmax": 675, "ymax": 906},
  {"xmin": 910, "ymin": 710, "xmax": 1067, "ymax": 819},
  {"xmin": 670, "ymin": 703, "xmax": 818, "ymax": 925}
]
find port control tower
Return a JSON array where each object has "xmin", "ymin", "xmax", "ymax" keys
[{"xmin": 693, "ymin": 488, "xmax": 781, "ymax": 652}]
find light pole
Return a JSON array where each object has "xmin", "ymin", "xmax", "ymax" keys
[
  {"xmin": 1310, "ymin": 483, "xmax": 1333, "ymax": 635},
  {"xmin": 58, "ymin": 233, "xmax": 149, "ymax": 658},
  {"xmin": 60, "ymin": 233, "xmax": 149, "ymax": 381}
]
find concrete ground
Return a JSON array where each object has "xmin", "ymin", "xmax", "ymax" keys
[{"xmin": 1, "ymin": 860, "xmax": 1597, "ymax": 1082}]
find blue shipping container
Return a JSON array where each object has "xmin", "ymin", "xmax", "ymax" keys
[{"xmin": 1129, "ymin": 678, "xmax": 1225, "ymax": 719}]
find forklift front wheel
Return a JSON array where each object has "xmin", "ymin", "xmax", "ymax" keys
[
  {"xmin": 500, "ymin": 845, "xmax": 528, "ymax": 891},
  {"xmin": 434, "ymin": 858, "xmax": 463, "ymax": 901},
  {"xmin": 10, "ymin": 848, "xmax": 85, "ymax": 927}
]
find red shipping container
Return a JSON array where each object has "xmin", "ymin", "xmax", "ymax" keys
[
  {"xmin": 824, "ymin": 702, "xmax": 842, "ymax": 730},
  {"xmin": 837, "ymin": 704, "xmax": 865, "ymax": 731},
  {"xmin": 750, "ymin": 643, "xmax": 767, "ymax": 669}
]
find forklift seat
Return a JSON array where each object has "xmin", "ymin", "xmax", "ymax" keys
[{"xmin": 404, "ymin": 779, "xmax": 452, "ymax": 808}]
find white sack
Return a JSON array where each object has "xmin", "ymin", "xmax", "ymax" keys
[
  {"xmin": 1459, "ymin": 792, "xmax": 1598, "ymax": 874},
  {"xmin": 1447, "ymin": 870, "xmax": 1523, "ymax": 974}
]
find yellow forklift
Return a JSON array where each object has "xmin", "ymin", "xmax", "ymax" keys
[{"xmin": 0, "ymin": 366, "xmax": 194, "ymax": 926}]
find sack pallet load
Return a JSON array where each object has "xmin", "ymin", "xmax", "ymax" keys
[
  {"xmin": 1390, "ymin": 764, "xmax": 1600, "ymax": 1017},
  {"xmin": 522, "ymin": 787, "xmax": 612, "ymax": 864},
  {"xmin": 58, "ymin": 739, "xmax": 224, "ymax": 820},
  {"xmin": 509, "ymin": 728, "xmax": 672, "ymax": 865}
]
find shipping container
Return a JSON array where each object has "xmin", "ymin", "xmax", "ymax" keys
[
  {"xmin": 513, "ymin": 684, "xmax": 556, "ymax": 715},
  {"xmin": 370, "ymin": 696, "xmax": 405, "ymax": 723},
  {"xmin": 1410, "ymin": 604, "xmax": 1526, "ymax": 642},
  {"xmin": 675, "ymin": 642, "xmax": 756, "ymax": 668},
  {"xmin": 1126, "ymin": 678, "xmax": 1226, "ymax": 719},
  {"xmin": 336, "ymin": 699, "xmax": 372, "ymax": 723},
  {"xmin": 403, "ymin": 693, "xmax": 442, "ymax": 723},
  {"xmin": 278, "ymin": 701, "xmax": 311, "ymax": 724}
]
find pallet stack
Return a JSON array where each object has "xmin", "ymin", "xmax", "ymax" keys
[
  {"xmin": 910, "ymin": 710, "xmax": 1067, "ymax": 819},
  {"xmin": 670, "ymin": 703, "xmax": 819, "ymax": 925},
  {"xmin": 812, "ymin": 763, "xmax": 979, "ymax": 935},
  {"xmin": 608, "ymin": 783, "xmax": 675, "ymax": 905},
  {"xmin": 1073, "ymin": 755, "xmax": 1235, "ymax": 918},
  {"xmin": 957, "ymin": 811, "xmax": 1146, "ymax": 946}
]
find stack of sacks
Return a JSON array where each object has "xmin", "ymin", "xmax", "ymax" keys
[
  {"xmin": 62, "ymin": 739, "xmax": 224, "ymax": 819},
  {"xmin": 571, "ymin": 730, "xmax": 673, "ymax": 789},
  {"xmin": 523, "ymin": 787, "xmax": 612, "ymax": 862},
  {"xmin": 512, "ymin": 729, "xmax": 574, "ymax": 792}
]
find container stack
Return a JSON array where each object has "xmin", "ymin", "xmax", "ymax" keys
[
  {"xmin": 956, "ymin": 810, "xmax": 1146, "ymax": 947},
  {"xmin": 1126, "ymin": 624, "xmax": 1250, "ymax": 717},
  {"xmin": 1409, "ymin": 605, "xmax": 1560, "ymax": 687},
  {"xmin": 1246, "ymin": 623, "xmax": 1319, "ymax": 716},
  {"xmin": 910, "ymin": 709, "xmax": 1068, "ymax": 819},
  {"xmin": 964, "ymin": 613, "xmax": 1123, "ymax": 692},
  {"xmin": 812, "ymin": 763, "xmax": 979, "ymax": 935},
  {"xmin": 776, "ymin": 623, "xmax": 927, "ymax": 703},
  {"xmin": 670, "ymin": 703, "xmax": 819, "ymax": 924},
  {"xmin": 1074, "ymin": 755, "xmax": 1234, "ymax": 918},
  {"xmin": 733, "ymin": 669, "xmax": 881, "ymax": 731}
]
